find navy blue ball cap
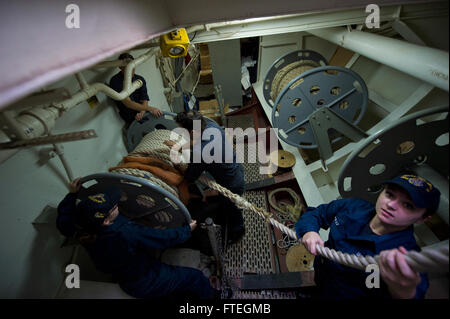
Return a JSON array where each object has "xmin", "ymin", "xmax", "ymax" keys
[
  {"xmin": 384, "ymin": 174, "xmax": 441, "ymax": 213},
  {"xmin": 76, "ymin": 186, "xmax": 122, "ymax": 230}
]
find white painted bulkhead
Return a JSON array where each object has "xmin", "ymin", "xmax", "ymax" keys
[
  {"xmin": 0, "ymin": 0, "xmax": 448, "ymax": 298},
  {"xmin": 0, "ymin": 52, "xmax": 170, "ymax": 298}
]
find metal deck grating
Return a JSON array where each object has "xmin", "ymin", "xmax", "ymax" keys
[
  {"xmin": 220, "ymin": 190, "xmax": 296, "ymax": 299},
  {"xmin": 232, "ymin": 290, "xmax": 297, "ymax": 299},
  {"xmin": 227, "ymin": 114, "xmax": 255, "ymax": 129},
  {"xmin": 220, "ymin": 128, "xmax": 297, "ymax": 299},
  {"xmin": 223, "ymin": 190, "xmax": 274, "ymax": 279},
  {"xmin": 228, "ymin": 114, "xmax": 266, "ymax": 185},
  {"xmin": 235, "ymin": 141, "xmax": 267, "ymax": 184}
]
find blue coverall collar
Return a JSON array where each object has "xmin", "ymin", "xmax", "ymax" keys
[{"xmin": 345, "ymin": 209, "xmax": 416, "ymax": 252}]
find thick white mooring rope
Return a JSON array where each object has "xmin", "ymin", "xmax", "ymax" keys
[{"xmin": 199, "ymin": 176, "xmax": 449, "ymax": 273}]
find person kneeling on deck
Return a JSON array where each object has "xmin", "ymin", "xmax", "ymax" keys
[
  {"xmin": 56, "ymin": 178, "xmax": 220, "ymax": 299},
  {"xmin": 295, "ymin": 174, "xmax": 441, "ymax": 299}
]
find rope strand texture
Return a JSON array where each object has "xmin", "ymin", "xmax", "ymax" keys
[{"xmin": 200, "ymin": 176, "xmax": 449, "ymax": 273}]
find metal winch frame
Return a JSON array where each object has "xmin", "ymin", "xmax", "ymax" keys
[
  {"xmin": 78, "ymin": 172, "xmax": 191, "ymax": 229},
  {"xmin": 126, "ymin": 111, "xmax": 219, "ymax": 152},
  {"xmin": 338, "ymin": 105, "xmax": 449, "ymax": 224},
  {"xmin": 77, "ymin": 170, "xmax": 229, "ymax": 285},
  {"xmin": 263, "ymin": 49, "xmax": 328, "ymax": 108},
  {"xmin": 126, "ymin": 111, "xmax": 179, "ymax": 152},
  {"xmin": 264, "ymin": 50, "xmax": 370, "ymax": 169},
  {"xmin": 271, "ymin": 65, "xmax": 369, "ymax": 169}
]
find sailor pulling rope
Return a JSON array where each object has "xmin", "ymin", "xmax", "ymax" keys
[{"xmin": 199, "ymin": 175, "xmax": 449, "ymax": 274}]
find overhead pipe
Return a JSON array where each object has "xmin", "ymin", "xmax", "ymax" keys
[
  {"xmin": 0, "ymin": 49, "xmax": 157, "ymax": 174},
  {"xmin": 127, "ymin": 41, "xmax": 160, "ymax": 51},
  {"xmin": 58, "ymin": 48, "xmax": 157, "ymax": 112},
  {"xmin": 52, "ymin": 143, "xmax": 74, "ymax": 182},
  {"xmin": 307, "ymin": 27, "xmax": 449, "ymax": 92},
  {"xmin": 185, "ymin": 12, "xmax": 313, "ymax": 36},
  {"xmin": 90, "ymin": 60, "xmax": 127, "ymax": 69},
  {"xmin": 75, "ymin": 72, "xmax": 89, "ymax": 90},
  {"xmin": 2, "ymin": 49, "xmax": 157, "ymax": 140}
]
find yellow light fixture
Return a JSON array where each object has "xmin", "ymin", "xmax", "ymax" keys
[{"xmin": 160, "ymin": 28, "xmax": 190, "ymax": 58}]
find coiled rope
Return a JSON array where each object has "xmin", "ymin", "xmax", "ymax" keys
[
  {"xmin": 270, "ymin": 60, "xmax": 320, "ymax": 103},
  {"xmin": 267, "ymin": 187, "xmax": 302, "ymax": 221},
  {"xmin": 268, "ymin": 188, "xmax": 303, "ymax": 250},
  {"xmin": 199, "ymin": 176, "xmax": 449, "ymax": 273}
]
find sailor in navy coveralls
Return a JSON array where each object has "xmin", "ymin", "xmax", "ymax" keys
[
  {"xmin": 56, "ymin": 178, "xmax": 217, "ymax": 299},
  {"xmin": 166, "ymin": 111, "xmax": 246, "ymax": 245},
  {"xmin": 295, "ymin": 174, "xmax": 441, "ymax": 299}
]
